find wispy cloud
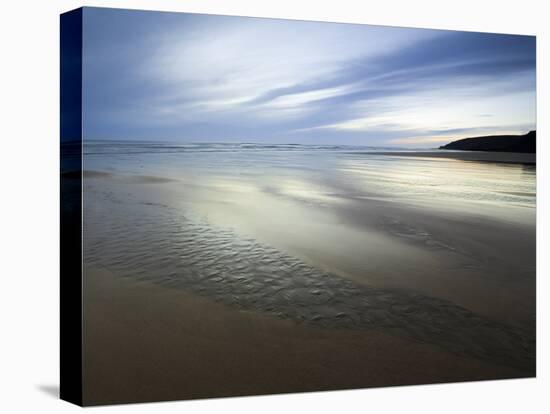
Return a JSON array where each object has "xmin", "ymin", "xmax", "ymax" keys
[{"xmin": 82, "ymin": 8, "xmax": 536, "ymax": 146}]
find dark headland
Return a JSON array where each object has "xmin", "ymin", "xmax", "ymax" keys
[{"xmin": 439, "ymin": 130, "xmax": 536, "ymax": 153}]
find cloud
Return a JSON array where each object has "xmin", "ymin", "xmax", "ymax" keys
[{"xmin": 82, "ymin": 7, "xmax": 536, "ymax": 146}]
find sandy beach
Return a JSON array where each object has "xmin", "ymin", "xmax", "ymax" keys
[
  {"xmin": 83, "ymin": 267, "xmax": 528, "ymax": 406},
  {"xmin": 369, "ymin": 151, "xmax": 536, "ymax": 164},
  {"xmin": 81, "ymin": 143, "xmax": 536, "ymax": 404}
]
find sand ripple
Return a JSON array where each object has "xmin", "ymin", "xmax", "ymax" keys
[{"xmin": 84, "ymin": 188, "xmax": 534, "ymax": 373}]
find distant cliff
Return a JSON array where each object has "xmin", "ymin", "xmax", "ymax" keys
[{"xmin": 439, "ymin": 131, "xmax": 536, "ymax": 153}]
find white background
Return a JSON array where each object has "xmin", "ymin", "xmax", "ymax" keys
[{"xmin": 0, "ymin": 0, "xmax": 547, "ymax": 412}]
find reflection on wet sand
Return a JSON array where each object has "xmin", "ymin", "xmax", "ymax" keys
[
  {"xmin": 82, "ymin": 142, "xmax": 536, "ymax": 399},
  {"xmin": 84, "ymin": 184, "xmax": 534, "ymax": 372}
]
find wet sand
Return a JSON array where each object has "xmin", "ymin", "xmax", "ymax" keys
[
  {"xmin": 83, "ymin": 267, "xmax": 528, "ymax": 406},
  {"xmin": 81, "ymin": 143, "xmax": 536, "ymax": 404},
  {"xmin": 369, "ymin": 151, "xmax": 535, "ymax": 164}
]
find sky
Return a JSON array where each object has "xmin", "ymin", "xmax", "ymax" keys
[{"xmin": 82, "ymin": 7, "xmax": 536, "ymax": 147}]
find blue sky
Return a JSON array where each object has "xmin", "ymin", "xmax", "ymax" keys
[{"xmin": 82, "ymin": 7, "xmax": 536, "ymax": 147}]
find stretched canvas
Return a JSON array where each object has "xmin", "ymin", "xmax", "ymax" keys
[{"xmin": 60, "ymin": 6, "xmax": 536, "ymax": 406}]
